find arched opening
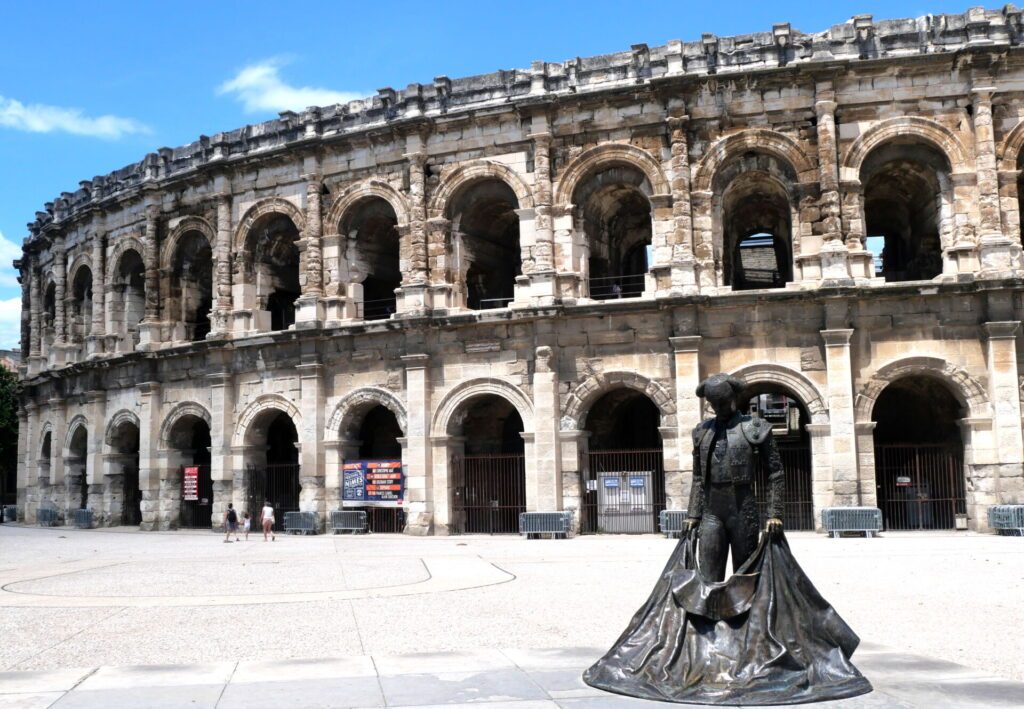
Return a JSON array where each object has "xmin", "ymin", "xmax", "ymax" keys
[
  {"xmin": 109, "ymin": 419, "xmax": 141, "ymax": 526},
  {"xmin": 70, "ymin": 266, "xmax": 93, "ymax": 344},
  {"xmin": 169, "ymin": 231, "xmax": 213, "ymax": 342},
  {"xmin": 574, "ymin": 165, "xmax": 653, "ymax": 299},
  {"xmin": 861, "ymin": 140, "xmax": 951, "ymax": 282},
  {"xmin": 720, "ymin": 169, "xmax": 793, "ymax": 290},
  {"xmin": 449, "ymin": 180, "xmax": 521, "ymax": 310},
  {"xmin": 341, "ymin": 198, "xmax": 401, "ymax": 320},
  {"xmin": 167, "ymin": 415, "xmax": 212, "ymax": 529},
  {"xmin": 450, "ymin": 395, "xmax": 526, "ymax": 533},
  {"xmin": 872, "ymin": 376, "xmax": 966, "ymax": 530},
  {"xmin": 67, "ymin": 426, "xmax": 89, "ymax": 511},
  {"xmin": 42, "ymin": 282, "xmax": 56, "ymax": 355},
  {"xmin": 39, "ymin": 431, "xmax": 52, "ymax": 483},
  {"xmin": 581, "ymin": 388, "xmax": 665, "ymax": 534},
  {"xmin": 112, "ymin": 250, "xmax": 145, "ymax": 348},
  {"xmin": 246, "ymin": 214, "xmax": 301, "ymax": 331},
  {"xmin": 244, "ymin": 409, "xmax": 300, "ymax": 531},
  {"xmin": 345, "ymin": 405, "xmax": 405, "ymax": 533},
  {"xmin": 744, "ymin": 384, "xmax": 813, "ymax": 530}
]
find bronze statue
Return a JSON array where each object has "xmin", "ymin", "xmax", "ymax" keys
[{"xmin": 584, "ymin": 374, "xmax": 872, "ymax": 705}]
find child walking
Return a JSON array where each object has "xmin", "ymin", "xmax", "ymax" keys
[{"xmin": 243, "ymin": 511, "xmax": 251, "ymax": 540}]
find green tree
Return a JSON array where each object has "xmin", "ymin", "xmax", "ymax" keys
[{"xmin": 0, "ymin": 366, "xmax": 20, "ymax": 506}]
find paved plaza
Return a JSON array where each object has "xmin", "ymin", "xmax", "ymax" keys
[{"xmin": 0, "ymin": 526, "xmax": 1022, "ymax": 707}]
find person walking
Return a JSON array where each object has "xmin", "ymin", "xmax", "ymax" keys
[
  {"xmin": 261, "ymin": 500, "xmax": 275, "ymax": 542},
  {"xmin": 242, "ymin": 511, "xmax": 251, "ymax": 541},
  {"xmin": 224, "ymin": 503, "xmax": 239, "ymax": 543}
]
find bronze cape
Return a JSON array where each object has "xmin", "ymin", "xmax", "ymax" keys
[{"xmin": 583, "ymin": 532, "xmax": 872, "ymax": 705}]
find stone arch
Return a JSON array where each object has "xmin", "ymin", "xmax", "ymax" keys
[
  {"xmin": 233, "ymin": 197, "xmax": 306, "ymax": 251},
  {"xmin": 105, "ymin": 237, "xmax": 146, "ymax": 284},
  {"xmin": 326, "ymin": 387, "xmax": 407, "ymax": 442},
  {"xmin": 159, "ymin": 402, "xmax": 213, "ymax": 449},
  {"xmin": 64, "ymin": 414, "xmax": 89, "ymax": 457},
  {"xmin": 325, "ymin": 180, "xmax": 411, "ymax": 233},
  {"xmin": 67, "ymin": 253, "xmax": 93, "ymax": 287},
  {"xmin": 854, "ymin": 356, "xmax": 990, "ymax": 423},
  {"xmin": 39, "ymin": 421, "xmax": 53, "ymax": 457},
  {"xmin": 427, "ymin": 161, "xmax": 535, "ymax": 218},
  {"xmin": 561, "ymin": 371, "xmax": 676, "ymax": 432},
  {"xmin": 232, "ymin": 394, "xmax": 302, "ymax": 447},
  {"xmin": 730, "ymin": 363, "xmax": 829, "ymax": 424},
  {"xmin": 432, "ymin": 378, "xmax": 535, "ymax": 437},
  {"xmin": 692, "ymin": 129, "xmax": 817, "ymax": 194},
  {"xmin": 104, "ymin": 409, "xmax": 141, "ymax": 446},
  {"xmin": 841, "ymin": 116, "xmax": 972, "ymax": 176},
  {"xmin": 554, "ymin": 143, "xmax": 670, "ymax": 207},
  {"xmin": 997, "ymin": 120, "xmax": 1024, "ymax": 172},
  {"xmin": 161, "ymin": 216, "xmax": 215, "ymax": 270}
]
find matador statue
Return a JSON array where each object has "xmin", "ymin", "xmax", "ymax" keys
[{"xmin": 684, "ymin": 373, "xmax": 784, "ymax": 581}]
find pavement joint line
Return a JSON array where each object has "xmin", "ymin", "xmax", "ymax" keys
[
  {"xmin": 370, "ymin": 655, "xmax": 389, "ymax": 708},
  {"xmin": 6, "ymin": 605, "xmax": 128, "ymax": 671},
  {"xmin": 212, "ymin": 660, "xmax": 238, "ymax": 709}
]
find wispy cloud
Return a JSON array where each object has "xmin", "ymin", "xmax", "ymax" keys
[
  {"xmin": 218, "ymin": 58, "xmax": 365, "ymax": 113},
  {"xmin": 0, "ymin": 95, "xmax": 150, "ymax": 140}
]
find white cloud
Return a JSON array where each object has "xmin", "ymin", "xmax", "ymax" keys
[
  {"xmin": 0, "ymin": 95, "xmax": 150, "ymax": 140},
  {"xmin": 218, "ymin": 59, "xmax": 365, "ymax": 113},
  {"xmin": 0, "ymin": 296, "xmax": 21, "ymax": 350}
]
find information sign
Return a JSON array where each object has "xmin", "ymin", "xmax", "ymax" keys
[
  {"xmin": 895, "ymin": 475, "xmax": 912, "ymax": 487},
  {"xmin": 603, "ymin": 477, "xmax": 620, "ymax": 488},
  {"xmin": 342, "ymin": 460, "xmax": 404, "ymax": 507},
  {"xmin": 183, "ymin": 466, "xmax": 199, "ymax": 501},
  {"xmin": 629, "ymin": 476, "xmax": 646, "ymax": 488}
]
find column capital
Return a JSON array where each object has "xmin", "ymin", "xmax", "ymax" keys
[
  {"xmin": 983, "ymin": 321, "xmax": 1020, "ymax": 340},
  {"xmin": 814, "ymin": 99, "xmax": 837, "ymax": 117},
  {"xmin": 402, "ymin": 353, "xmax": 430, "ymax": 367},
  {"xmin": 854, "ymin": 421, "xmax": 877, "ymax": 434},
  {"xmin": 669, "ymin": 335, "xmax": 702, "ymax": 353},
  {"xmin": 821, "ymin": 328, "xmax": 853, "ymax": 346}
]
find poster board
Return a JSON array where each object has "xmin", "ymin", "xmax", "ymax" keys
[
  {"xmin": 342, "ymin": 460, "xmax": 404, "ymax": 507},
  {"xmin": 183, "ymin": 466, "xmax": 199, "ymax": 501}
]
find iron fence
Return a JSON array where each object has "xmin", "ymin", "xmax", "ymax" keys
[
  {"xmin": 753, "ymin": 445, "xmax": 814, "ymax": 531},
  {"xmin": 358, "ymin": 297, "xmax": 397, "ymax": 321},
  {"xmin": 875, "ymin": 443, "xmax": 966, "ymax": 530},
  {"xmin": 588, "ymin": 273, "xmax": 646, "ymax": 300},
  {"xmin": 246, "ymin": 463, "xmax": 301, "ymax": 532},
  {"xmin": 452, "ymin": 453, "xmax": 526, "ymax": 534},
  {"xmin": 179, "ymin": 465, "xmax": 213, "ymax": 529}
]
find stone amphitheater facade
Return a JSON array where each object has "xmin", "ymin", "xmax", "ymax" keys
[{"xmin": 15, "ymin": 7, "xmax": 1024, "ymax": 534}]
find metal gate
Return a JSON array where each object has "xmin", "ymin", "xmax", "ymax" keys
[
  {"xmin": 246, "ymin": 463, "xmax": 301, "ymax": 532},
  {"xmin": 583, "ymin": 449, "xmax": 665, "ymax": 534},
  {"xmin": 753, "ymin": 445, "xmax": 814, "ymax": 531},
  {"xmin": 179, "ymin": 464, "xmax": 213, "ymax": 529},
  {"xmin": 365, "ymin": 507, "xmax": 405, "ymax": 533},
  {"xmin": 875, "ymin": 444, "xmax": 966, "ymax": 530},
  {"xmin": 451, "ymin": 453, "xmax": 525, "ymax": 534},
  {"xmin": 123, "ymin": 467, "xmax": 142, "ymax": 526}
]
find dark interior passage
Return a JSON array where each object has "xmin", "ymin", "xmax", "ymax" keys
[
  {"xmin": 451, "ymin": 180, "xmax": 521, "ymax": 310},
  {"xmin": 170, "ymin": 416, "xmax": 213, "ymax": 529},
  {"xmin": 356, "ymin": 405, "xmax": 405, "ymax": 533},
  {"xmin": 247, "ymin": 410, "xmax": 300, "ymax": 531}
]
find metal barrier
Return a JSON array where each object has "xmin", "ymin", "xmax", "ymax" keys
[
  {"xmin": 821, "ymin": 507, "xmax": 882, "ymax": 538},
  {"xmin": 2, "ymin": 505, "xmax": 15, "ymax": 522},
  {"xmin": 330, "ymin": 510, "xmax": 368, "ymax": 534},
  {"xmin": 73, "ymin": 509, "xmax": 94, "ymax": 529},
  {"xmin": 283, "ymin": 511, "xmax": 319, "ymax": 535},
  {"xmin": 988, "ymin": 505, "xmax": 1024, "ymax": 536},
  {"xmin": 659, "ymin": 510, "xmax": 689, "ymax": 538},
  {"xmin": 519, "ymin": 511, "xmax": 573, "ymax": 539},
  {"xmin": 37, "ymin": 508, "xmax": 60, "ymax": 527}
]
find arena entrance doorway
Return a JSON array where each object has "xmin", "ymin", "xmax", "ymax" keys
[
  {"xmin": 168, "ymin": 415, "xmax": 213, "ymax": 529},
  {"xmin": 582, "ymin": 389, "xmax": 665, "ymax": 534},
  {"xmin": 873, "ymin": 376, "xmax": 966, "ymax": 530},
  {"xmin": 245, "ymin": 410, "xmax": 300, "ymax": 532},
  {"xmin": 355, "ymin": 405, "xmax": 405, "ymax": 533},
  {"xmin": 745, "ymin": 387, "xmax": 814, "ymax": 530},
  {"xmin": 450, "ymin": 395, "xmax": 526, "ymax": 534},
  {"xmin": 109, "ymin": 419, "xmax": 142, "ymax": 526}
]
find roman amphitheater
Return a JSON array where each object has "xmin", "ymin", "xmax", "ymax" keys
[{"xmin": 14, "ymin": 8, "xmax": 1024, "ymax": 535}]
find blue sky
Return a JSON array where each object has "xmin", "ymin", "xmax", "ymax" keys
[{"xmin": 0, "ymin": 0, "xmax": 970, "ymax": 349}]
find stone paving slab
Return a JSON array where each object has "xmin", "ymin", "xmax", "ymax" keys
[{"xmin": 1, "ymin": 646, "xmax": 1023, "ymax": 708}]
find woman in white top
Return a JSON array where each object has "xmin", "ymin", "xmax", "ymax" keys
[{"xmin": 261, "ymin": 500, "xmax": 275, "ymax": 542}]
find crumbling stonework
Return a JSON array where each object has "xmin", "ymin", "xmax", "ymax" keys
[{"xmin": 15, "ymin": 8, "xmax": 1024, "ymax": 533}]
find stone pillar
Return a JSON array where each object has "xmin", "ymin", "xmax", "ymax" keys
[
  {"xmin": 85, "ymin": 391, "xmax": 106, "ymax": 524},
  {"xmin": 208, "ymin": 368, "xmax": 235, "ymax": 531},
  {"xmin": 669, "ymin": 336, "xmax": 702, "ymax": 510},
  {"xmin": 531, "ymin": 345, "xmax": 561, "ymax": 512},
  {"xmin": 402, "ymin": 353, "xmax": 433, "ymax": 534},
  {"xmin": 211, "ymin": 194, "xmax": 233, "ymax": 337},
  {"xmin": 974, "ymin": 88, "xmax": 1024, "ymax": 276},
  {"xmin": 822, "ymin": 329, "xmax": 858, "ymax": 507},
  {"xmin": 87, "ymin": 228, "xmax": 107, "ymax": 356},
  {"xmin": 53, "ymin": 237, "xmax": 67, "ymax": 347},
  {"xmin": 666, "ymin": 116, "xmax": 698, "ymax": 295},
  {"xmin": 814, "ymin": 90, "xmax": 854, "ymax": 282},
  {"xmin": 983, "ymin": 321, "xmax": 1024, "ymax": 504},
  {"xmin": 297, "ymin": 359, "xmax": 325, "ymax": 527},
  {"xmin": 431, "ymin": 435, "xmax": 460, "ymax": 535},
  {"xmin": 138, "ymin": 203, "xmax": 162, "ymax": 347},
  {"xmin": 854, "ymin": 422, "xmax": 878, "ymax": 508},
  {"xmin": 426, "ymin": 217, "xmax": 455, "ymax": 309},
  {"xmin": 28, "ymin": 264, "xmax": 42, "ymax": 374},
  {"xmin": 526, "ymin": 125, "xmax": 558, "ymax": 303},
  {"xmin": 396, "ymin": 134, "xmax": 430, "ymax": 315},
  {"xmin": 48, "ymin": 399, "xmax": 67, "ymax": 520},
  {"xmin": 805, "ymin": 422, "xmax": 833, "ymax": 531},
  {"xmin": 23, "ymin": 402, "xmax": 38, "ymax": 523},
  {"xmin": 558, "ymin": 430, "xmax": 588, "ymax": 531},
  {"xmin": 296, "ymin": 179, "xmax": 325, "ymax": 326},
  {"xmin": 16, "ymin": 406, "xmax": 28, "ymax": 520},
  {"xmin": 138, "ymin": 381, "xmax": 162, "ymax": 531}
]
